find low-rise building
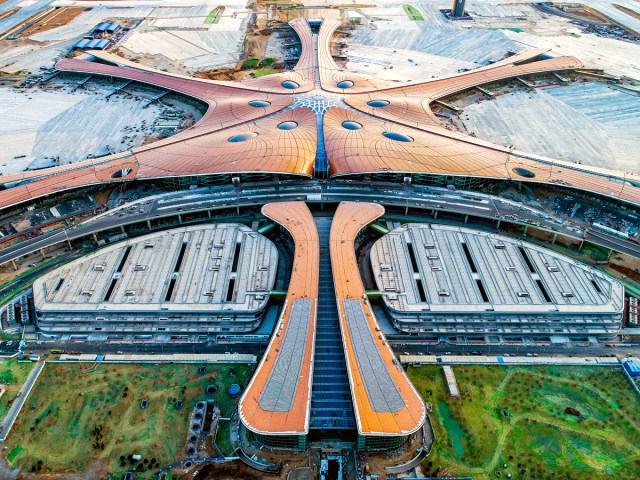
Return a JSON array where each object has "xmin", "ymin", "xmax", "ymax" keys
[
  {"xmin": 371, "ymin": 224, "xmax": 624, "ymax": 340},
  {"xmin": 33, "ymin": 224, "xmax": 278, "ymax": 341}
]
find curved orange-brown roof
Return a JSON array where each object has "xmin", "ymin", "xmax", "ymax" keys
[
  {"xmin": 239, "ymin": 202, "xmax": 318, "ymax": 435},
  {"xmin": 59, "ymin": 18, "xmax": 316, "ymax": 95},
  {"xmin": 318, "ymin": 19, "xmax": 402, "ymax": 93},
  {"xmin": 242, "ymin": 18, "xmax": 316, "ymax": 93},
  {"xmin": 325, "ymin": 108, "xmax": 511, "ymax": 178},
  {"xmin": 3, "ymin": 17, "xmax": 640, "ymax": 213},
  {"xmin": 0, "ymin": 108, "xmax": 317, "ymax": 210},
  {"xmin": 324, "ymin": 108, "xmax": 640, "ymax": 205},
  {"xmin": 330, "ymin": 202, "xmax": 425, "ymax": 436},
  {"xmin": 134, "ymin": 108, "xmax": 317, "ymax": 179}
]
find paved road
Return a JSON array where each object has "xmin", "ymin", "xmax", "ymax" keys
[
  {"xmin": 23, "ymin": 335, "xmax": 640, "ymax": 360},
  {"xmin": 0, "ymin": 361, "xmax": 45, "ymax": 442},
  {"xmin": 2, "ymin": 182, "xmax": 637, "ymax": 267},
  {"xmin": 388, "ymin": 341, "xmax": 640, "ymax": 358}
]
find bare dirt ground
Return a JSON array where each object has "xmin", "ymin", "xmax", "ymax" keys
[
  {"xmin": 185, "ymin": 461, "xmax": 270, "ymax": 480},
  {"xmin": 0, "ymin": 8, "xmax": 19, "ymax": 22},
  {"xmin": 195, "ymin": 15, "xmax": 284, "ymax": 81},
  {"xmin": 20, "ymin": 7, "xmax": 86, "ymax": 37},
  {"xmin": 614, "ymin": 4, "xmax": 640, "ymax": 22},
  {"xmin": 0, "ymin": 458, "xmax": 109, "ymax": 480}
]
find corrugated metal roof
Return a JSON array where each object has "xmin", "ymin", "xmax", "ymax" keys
[
  {"xmin": 624, "ymin": 361, "xmax": 640, "ymax": 376},
  {"xmin": 73, "ymin": 38, "xmax": 91, "ymax": 49},
  {"xmin": 86, "ymin": 39, "xmax": 111, "ymax": 50}
]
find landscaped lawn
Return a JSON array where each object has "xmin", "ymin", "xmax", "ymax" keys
[
  {"xmin": 4, "ymin": 362, "xmax": 252, "ymax": 478},
  {"xmin": 403, "ymin": 4, "xmax": 424, "ymax": 21},
  {"xmin": 408, "ymin": 365, "xmax": 640, "ymax": 480},
  {"xmin": 0, "ymin": 358, "xmax": 35, "ymax": 420}
]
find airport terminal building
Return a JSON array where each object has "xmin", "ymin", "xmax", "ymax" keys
[
  {"xmin": 33, "ymin": 224, "xmax": 278, "ymax": 342},
  {"xmin": 370, "ymin": 224, "xmax": 625, "ymax": 341}
]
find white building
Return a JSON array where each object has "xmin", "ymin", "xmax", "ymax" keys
[
  {"xmin": 34, "ymin": 224, "xmax": 278, "ymax": 342},
  {"xmin": 370, "ymin": 224, "xmax": 624, "ymax": 341}
]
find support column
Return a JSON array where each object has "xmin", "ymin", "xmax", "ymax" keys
[
  {"xmin": 40, "ymin": 248, "xmax": 46, "ymax": 260},
  {"xmin": 496, "ymin": 219, "xmax": 501, "ymax": 230},
  {"xmin": 11, "ymin": 259, "xmax": 17, "ymax": 271},
  {"xmin": 523, "ymin": 225, "xmax": 528, "ymax": 236},
  {"xmin": 207, "ymin": 210, "xmax": 212, "ymax": 219},
  {"xmin": 147, "ymin": 219, "xmax": 151, "ymax": 229},
  {"xmin": 93, "ymin": 233, "xmax": 99, "ymax": 243},
  {"xmin": 464, "ymin": 214, "xmax": 469, "ymax": 224},
  {"xmin": 551, "ymin": 233, "xmax": 558, "ymax": 244},
  {"xmin": 178, "ymin": 214, "xmax": 183, "ymax": 224},
  {"xmin": 434, "ymin": 210, "xmax": 438, "ymax": 220}
]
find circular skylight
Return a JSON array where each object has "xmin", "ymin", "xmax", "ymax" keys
[{"xmin": 281, "ymin": 80, "xmax": 299, "ymax": 89}]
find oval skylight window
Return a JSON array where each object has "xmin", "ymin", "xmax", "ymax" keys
[
  {"xmin": 277, "ymin": 121, "xmax": 298, "ymax": 130},
  {"xmin": 228, "ymin": 132, "xmax": 258, "ymax": 142},
  {"xmin": 383, "ymin": 131, "xmax": 413, "ymax": 142},
  {"xmin": 367, "ymin": 100, "xmax": 390, "ymax": 107},
  {"xmin": 342, "ymin": 121, "xmax": 363, "ymax": 130},
  {"xmin": 248, "ymin": 100, "xmax": 271, "ymax": 107},
  {"xmin": 281, "ymin": 80, "xmax": 299, "ymax": 89},
  {"xmin": 337, "ymin": 80, "xmax": 354, "ymax": 89},
  {"xmin": 512, "ymin": 167, "xmax": 536, "ymax": 178}
]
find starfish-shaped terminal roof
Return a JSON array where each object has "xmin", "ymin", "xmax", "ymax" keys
[{"xmin": 1, "ymin": 17, "xmax": 640, "ymax": 210}]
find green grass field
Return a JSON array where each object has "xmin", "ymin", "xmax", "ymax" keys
[
  {"xmin": 3, "ymin": 362, "xmax": 252, "ymax": 478},
  {"xmin": 204, "ymin": 9, "xmax": 221, "ymax": 24},
  {"xmin": 214, "ymin": 419, "xmax": 233, "ymax": 456},
  {"xmin": 254, "ymin": 68, "xmax": 279, "ymax": 78},
  {"xmin": 408, "ymin": 365, "xmax": 640, "ymax": 480},
  {"xmin": 0, "ymin": 359, "xmax": 35, "ymax": 420},
  {"xmin": 403, "ymin": 4, "xmax": 424, "ymax": 21}
]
